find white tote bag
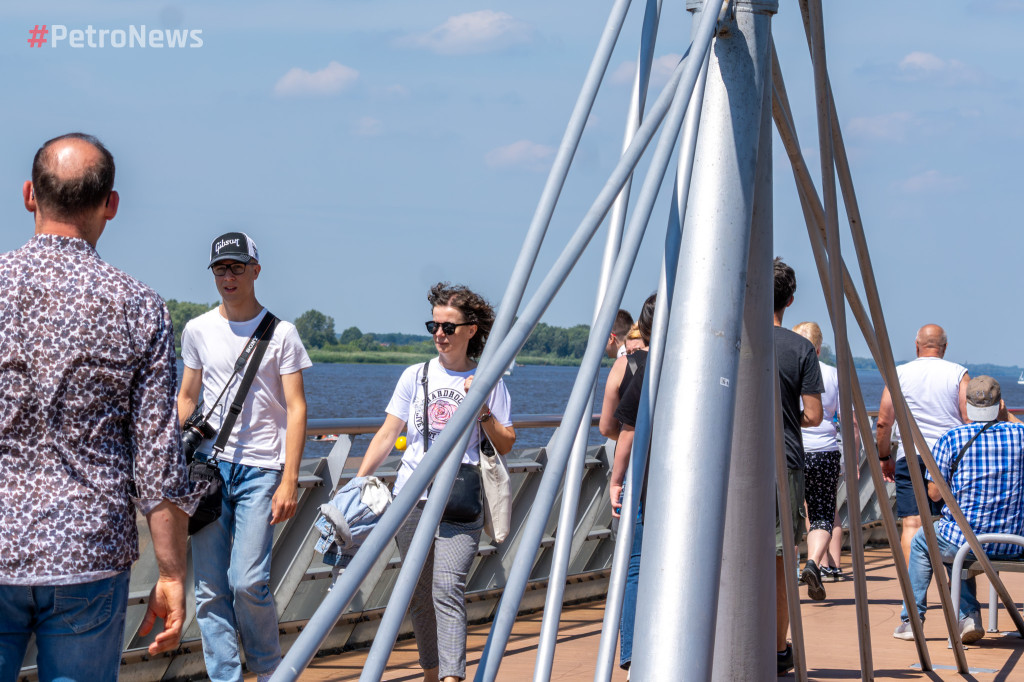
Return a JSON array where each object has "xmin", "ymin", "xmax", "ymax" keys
[{"xmin": 479, "ymin": 427, "xmax": 511, "ymax": 543}]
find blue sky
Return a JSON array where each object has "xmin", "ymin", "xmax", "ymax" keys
[{"xmin": 2, "ymin": 1, "xmax": 1022, "ymax": 365}]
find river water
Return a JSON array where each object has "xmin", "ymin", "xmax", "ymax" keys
[{"xmin": 179, "ymin": 361, "xmax": 1024, "ymax": 458}]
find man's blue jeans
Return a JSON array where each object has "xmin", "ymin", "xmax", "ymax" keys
[
  {"xmin": 619, "ymin": 511, "xmax": 643, "ymax": 669},
  {"xmin": 193, "ymin": 460, "xmax": 282, "ymax": 682},
  {"xmin": 0, "ymin": 571, "xmax": 130, "ymax": 682},
  {"xmin": 901, "ymin": 523, "xmax": 1015, "ymax": 622}
]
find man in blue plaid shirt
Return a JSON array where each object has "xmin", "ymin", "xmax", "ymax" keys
[{"xmin": 893, "ymin": 375, "xmax": 1024, "ymax": 643}]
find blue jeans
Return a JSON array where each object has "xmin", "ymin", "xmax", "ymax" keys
[
  {"xmin": 0, "ymin": 571, "xmax": 129, "ymax": 682},
  {"xmin": 619, "ymin": 510, "xmax": 643, "ymax": 669},
  {"xmin": 193, "ymin": 460, "xmax": 282, "ymax": 682},
  {"xmin": 901, "ymin": 523, "xmax": 1015, "ymax": 622}
]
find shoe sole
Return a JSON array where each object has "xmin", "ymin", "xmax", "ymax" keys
[
  {"xmin": 802, "ymin": 567, "xmax": 826, "ymax": 601},
  {"xmin": 893, "ymin": 630, "xmax": 916, "ymax": 641},
  {"xmin": 961, "ymin": 628, "xmax": 984, "ymax": 644}
]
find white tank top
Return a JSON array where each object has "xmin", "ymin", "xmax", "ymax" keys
[{"xmin": 891, "ymin": 356, "xmax": 967, "ymax": 460}]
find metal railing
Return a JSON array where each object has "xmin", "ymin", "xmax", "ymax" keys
[{"xmin": 14, "ymin": 414, "xmax": 616, "ymax": 682}]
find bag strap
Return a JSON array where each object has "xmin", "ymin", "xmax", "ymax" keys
[
  {"xmin": 948, "ymin": 420, "xmax": 998, "ymax": 479},
  {"xmin": 420, "ymin": 359, "xmax": 431, "ymax": 452},
  {"xmin": 211, "ymin": 312, "xmax": 279, "ymax": 455}
]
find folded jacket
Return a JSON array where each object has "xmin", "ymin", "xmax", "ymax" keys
[{"xmin": 315, "ymin": 476, "xmax": 392, "ymax": 567}]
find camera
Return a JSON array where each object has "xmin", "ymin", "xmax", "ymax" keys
[{"xmin": 182, "ymin": 406, "xmax": 216, "ymax": 460}]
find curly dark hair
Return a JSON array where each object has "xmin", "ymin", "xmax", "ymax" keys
[{"xmin": 427, "ymin": 282, "xmax": 495, "ymax": 359}]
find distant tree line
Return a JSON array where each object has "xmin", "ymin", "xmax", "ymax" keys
[
  {"xmin": 166, "ymin": 299, "xmax": 217, "ymax": 349},
  {"xmin": 178, "ymin": 304, "xmax": 1024, "ymax": 373}
]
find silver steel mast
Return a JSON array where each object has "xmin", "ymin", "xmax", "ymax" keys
[{"xmin": 630, "ymin": 1, "xmax": 778, "ymax": 679}]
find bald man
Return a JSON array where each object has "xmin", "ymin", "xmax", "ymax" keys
[
  {"xmin": 876, "ymin": 324, "xmax": 969, "ymax": 565},
  {"xmin": 0, "ymin": 134, "xmax": 194, "ymax": 679}
]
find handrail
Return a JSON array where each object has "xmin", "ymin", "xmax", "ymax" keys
[
  {"xmin": 305, "ymin": 413, "xmax": 601, "ymax": 437},
  {"xmin": 304, "ymin": 409, "xmax": 939, "ymax": 437}
]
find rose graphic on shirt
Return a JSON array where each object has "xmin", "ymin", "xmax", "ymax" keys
[
  {"xmin": 415, "ymin": 386, "xmax": 465, "ymax": 444},
  {"xmin": 429, "ymin": 400, "xmax": 456, "ymax": 431}
]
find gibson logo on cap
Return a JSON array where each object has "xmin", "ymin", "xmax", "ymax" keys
[{"xmin": 215, "ymin": 238, "xmax": 241, "ymax": 254}]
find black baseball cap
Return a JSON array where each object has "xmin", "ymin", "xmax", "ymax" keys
[{"xmin": 209, "ymin": 232, "xmax": 259, "ymax": 268}]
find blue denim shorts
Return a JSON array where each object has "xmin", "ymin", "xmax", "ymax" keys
[{"xmin": 895, "ymin": 457, "xmax": 943, "ymax": 518}]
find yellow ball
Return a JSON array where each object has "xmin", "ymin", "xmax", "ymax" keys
[{"xmin": 395, "ymin": 435, "xmax": 407, "ymax": 451}]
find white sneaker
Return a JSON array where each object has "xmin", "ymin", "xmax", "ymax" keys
[
  {"xmin": 893, "ymin": 620, "xmax": 916, "ymax": 641},
  {"xmin": 960, "ymin": 612, "xmax": 985, "ymax": 644}
]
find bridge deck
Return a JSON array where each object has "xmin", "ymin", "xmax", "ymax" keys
[{"xmin": 262, "ymin": 547, "xmax": 1024, "ymax": 680}]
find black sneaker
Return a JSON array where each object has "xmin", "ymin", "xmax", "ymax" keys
[
  {"xmin": 821, "ymin": 565, "xmax": 843, "ymax": 582},
  {"xmin": 801, "ymin": 560, "xmax": 826, "ymax": 601},
  {"xmin": 777, "ymin": 644, "xmax": 794, "ymax": 675}
]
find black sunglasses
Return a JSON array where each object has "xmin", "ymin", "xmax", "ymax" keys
[{"xmin": 425, "ymin": 321, "xmax": 472, "ymax": 335}]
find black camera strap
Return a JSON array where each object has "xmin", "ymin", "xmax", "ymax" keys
[{"xmin": 211, "ymin": 311, "xmax": 279, "ymax": 456}]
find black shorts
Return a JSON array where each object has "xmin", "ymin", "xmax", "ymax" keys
[{"xmin": 894, "ymin": 457, "xmax": 943, "ymax": 518}]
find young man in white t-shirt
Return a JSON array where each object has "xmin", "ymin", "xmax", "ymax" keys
[{"xmin": 177, "ymin": 232, "xmax": 312, "ymax": 682}]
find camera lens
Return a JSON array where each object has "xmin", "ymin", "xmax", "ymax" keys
[{"xmin": 182, "ymin": 427, "xmax": 204, "ymax": 459}]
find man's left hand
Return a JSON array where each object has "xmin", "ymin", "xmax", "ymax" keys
[
  {"xmin": 140, "ymin": 576, "xmax": 186, "ymax": 655},
  {"xmin": 271, "ymin": 478, "xmax": 298, "ymax": 525}
]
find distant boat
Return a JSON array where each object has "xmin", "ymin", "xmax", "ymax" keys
[
  {"xmin": 504, "ymin": 358, "xmax": 516, "ymax": 376},
  {"xmin": 1018, "ymin": 371, "xmax": 1024, "ymax": 385}
]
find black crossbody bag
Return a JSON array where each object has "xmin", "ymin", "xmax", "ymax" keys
[
  {"xmin": 421, "ymin": 359, "xmax": 482, "ymax": 523},
  {"xmin": 188, "ymin": 313, "xmax": 278, "ymax": 535},
  {"xmin": 948, "ymin": 420, "xmax": 998, "ymax": 479}
]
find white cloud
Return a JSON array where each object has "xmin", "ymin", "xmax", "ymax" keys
[
  {"xmin": 897, "ymin": 170, "xmax": 964, "ymax": 194},
  {"xmin": 401, "ymin": 11, "xmax": 533, "ymax": 55},
  {"xmin": 485, "ymin": 140, "xmax": 554, "ymax": 172},
  {"xmin": 847, "ymin": 112, "xmax": 916, "ymax": 142},
  {"xmin": 897, "ymin": 51, "xmax": 979, "ymax": 86},
  {"xmin": 610, "ymin": 54, "xmax": 683, "ymax": 90},
  {"xmin": 354, "ymin": 117, "xmax": 383, "ymax": 137},
  {"xmin": 274, "ymin": 61, "xmax": 359, "ymax": 97}
]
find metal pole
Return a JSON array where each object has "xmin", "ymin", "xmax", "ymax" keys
[
  {"xmin": 710, "ymin": 35, "xmax": 775, "ymax": 680},
  {"xmin": 275, "ymin": 45, "xmax": 697, "ymax": 682},
  {"xmin": 480, "ymin": 0, "xmax": 635, "ymax": 370},
  {"xmin": 598, "ymin": 0, "xmax": 663, "ymax": 305},
  {"xmin": 358, "ymin": 429, "xmax": 473, "ymax": 681},
  {"xmin": 535, "ymin": 4, "xmax": 664, "ymax": 676},
  {"xmin": 819, "ymin": 59, "xmax": 1024, "ymax": 643},
  {"xmin": 592, "ymin": 52, "xmax": 710, "ymax": 682},
  {"xmin": 477, "ymin": 14, "xmax": 725, "ymax": 679},
  {"xmin": 631, "ymin": 2, "xmax": 778, "ymax": 679},
  {"xmin": 773, "ymin": 59, "xmax": 932, "ymax": 668},
  {"xmin": 803, "ymin": 1, "xmax": 874, "ymax": 676}
]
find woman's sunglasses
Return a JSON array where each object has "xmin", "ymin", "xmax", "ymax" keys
[{"xmin": 425, "ymin": 321, "xmax": 472, "ymax": 335}]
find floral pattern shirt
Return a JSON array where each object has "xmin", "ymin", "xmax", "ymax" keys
[{"xmin": 0, "ymin": 235, "xmax": 198, "ymax": 585}]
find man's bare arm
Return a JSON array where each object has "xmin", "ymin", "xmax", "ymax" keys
[
  {"xmin": 958, "ymin": 373, "xmax": 970, "ymax": 423},
  {"xmin": 272, "ymin": 370, "xmax": 306, "ymax": 526},
  {"xmin": 875, "ymin": 388, "xmax": 894, "ymax": 458},
  {"xmin": 177, "ymin": 367, "xmax": 203, "ymax": 428},
  {"xmin": 800, "ymin": 394, "xmax": 823, "ymax": 428}
]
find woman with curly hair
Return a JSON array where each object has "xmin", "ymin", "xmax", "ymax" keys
[{"xmin": 358, "ymin": 282, "xmax": 516, "ymax": 682}]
